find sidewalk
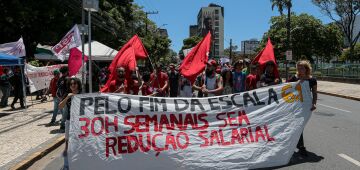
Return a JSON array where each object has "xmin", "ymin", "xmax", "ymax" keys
[
  {"xmin": 0, "ymin": 96, "xmax": 62, "ymax": 169},
  {"xmin": 317, "ymin": 80, "xmax": 360, "ymax": 101}
]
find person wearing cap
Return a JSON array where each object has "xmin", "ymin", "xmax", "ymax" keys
[
  {"xmin": 260, "ymin": 61, "xmax": 280, "ymax": 87},
  {"xmin": 150, "ymin": 63, "xmax": 169, "ymax": 97},
  {"xmin": 232, "ymin": 59, "xmax": 246, "ymax": 93},
  {"xmin": 48, "ymin": 69, "xmax": 61, "ymax": 125},
  {"xmin": 168, "ymin": 63, "xmax": 179, "ymax": 97},
  {"xmin": 193, "ymin": 59, "xmax": 223, "ymax": 97}
]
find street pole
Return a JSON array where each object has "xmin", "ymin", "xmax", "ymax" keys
[
  {"xmin": 243, "ymin": 41, "xmax": 246, "ymax": 58},
  {"xmin": 230, "ymin": 39, "xmax": 233, "ymax": 60},
  {"xmin": 88, "ymin": 11, "xmax": 92, "ymax": 93},
  {"xmin": 81, "ymin": 0, "xmax": 86, "ymax": 93},
  {"xmin": 286, "ymin": 5, "xmax": 291, "ymax": 80}
]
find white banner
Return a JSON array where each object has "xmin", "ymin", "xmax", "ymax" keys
[
  {"xmin": 69, "ymin": 82, "xmax": 312, "ymax": 169},
  {"xmin": 26, "ymin": 64, "xmax": 82, "ymax": 93},
  {"xmin": 0, "ymin": 38, "xmax": 26, "ymax": 57},
  {"xmin": 51, "ymin": 25, "xmax": 82, "ymax": 61}
]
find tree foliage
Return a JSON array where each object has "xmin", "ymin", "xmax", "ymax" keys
[
  {"xmin": 341, "ymin": 43, "xmax": 360, "ymax": 61},
  {"xmin": 271, "ymin": 0, "xmax": 292, "ymax": 15},
  {"xmin": 313, "ymin": 0, "xmax": 360, "ymax": 61},
  {"xmin": 261, "ymin": 13, "xmax": 343, "ymax": 63},
  {"xmin": 0, "ymin": 0, "xmax": 172, "ymax": 65},
  {"xmin": 178, "ymin": 36, "xmax": 202, "ymax": 59}
]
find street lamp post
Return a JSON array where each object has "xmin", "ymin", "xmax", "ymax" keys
[{"xmin": 83, "ymin": 0, "xmax": 98, "ymax": 93}]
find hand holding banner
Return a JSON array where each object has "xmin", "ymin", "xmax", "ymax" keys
[{"xmin": 69, "ymin": 82, "xmax": 312, "ymax": 169}]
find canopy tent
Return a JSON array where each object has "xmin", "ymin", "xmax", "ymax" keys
[
  {"xmin": 34, "ymin": 41, "xmax": 118, "ymax": 61},
  {"xmin": 0, "ymin": 52, "xmax": 24, "ymax": 65},
  {"xmin": 0, "ymin": 53, "xmax": 27, "ymax": 110}
]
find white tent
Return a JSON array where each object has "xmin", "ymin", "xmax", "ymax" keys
[{"xmin": 34, "ymin": 41, "xmax": 118, "ymax": 61}]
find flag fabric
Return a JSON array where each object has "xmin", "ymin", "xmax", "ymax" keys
[
  {"xmin": 101, "ymin": 35, "xmax": 148, "ymax": 92},
  {"xmin": 51, "ymin": 25, "xmax": 82, "ymax": 61},
  {"xmin": 252, "ymin": 38, "xmax": 279, "ymax": 78},
  {"xmin": 0, "ymin": 38, "xmax": 26, "ymax": 57},
  {"xmin": 179, "ymin": 32, "xmax": 211, "ymax": 83},
  {"xmin": 68, "ymin": 48, "xmax": 88, "ymax": 77}
]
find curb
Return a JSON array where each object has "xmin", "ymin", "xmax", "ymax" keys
[
  {"xmin": 318, "ymin": 91, "xmax": 360, "ymax": 101},
  {"xmin": 10, "ymin": 136, "xmax": 65, "ymax": 170}
]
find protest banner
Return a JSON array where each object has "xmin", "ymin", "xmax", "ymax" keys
[
  {"xmin": 26, "ymin": 64, "xmax": 82, "ymax": 93},
  {"xmin": 69, "ymin": 82, "xmax": 312, "ymax": 169}
]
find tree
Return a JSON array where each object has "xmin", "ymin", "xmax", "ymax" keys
[
  {"xmin": 313, "ymin": 0, "xmax": 360, "ymax": 62},
  {"xmin": 224, "ymin": 45, "xmax": 238, "ymax": 57},
  {"xmin": 341, "ymin": 43, "xmax": 360, "ymax": 61},
  {"xmin": 271, "ymin": 0, "xmax": 292, "ymax": 47},
  {"xmin": 261, "ymin": 13, "xmax": 343, "ymax": 63},
  {"xmin": 178, "ymin": 36, "xmax": 202, "ymax": 59}
]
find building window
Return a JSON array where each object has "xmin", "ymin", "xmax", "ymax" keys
[
  {"xmin": 215, "ymin": 21, "xmax": 219, "ymax": 26},
  {"xmin": 215, "ymin": 15, "xmax": 219, "ymax": 20},
  {"xmin": 215, "ymin": 27, "xmax": 219, "ymax": 32},
  {"xmin": 215, "ymin": 10, "xmax": 219, "ymax": 14}
]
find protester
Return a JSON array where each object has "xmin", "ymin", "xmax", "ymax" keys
[
  {"xmin": 259, "ymin": 61, "xmax": 280, "ymax": 87},
  {"xmin": 287, "ymin": 60, "xmax": 317, "ymax": 156},
  {"xmin": 127, "ymin": 68, "xmax": 142, "ymax": 95},
  {"xmin": 108, "ymin": 66, "xmax": 128, "ymax": 93},
  {"xmin": 193, "ymin": 60, "xmax": 223, "ymax": 97},
  {"xmin": 57, "ymin": 66, "xmax": 69, "ymax": 130},
  {"xmin": 0, "ymin": 68, "xmax": 11, "ymax": 108},
  {"xmin": 10, "ymin": 67, "xmax": 25, "ymax": 109},
  {"xmin": 242, "ymin": 58, "xmax": 251, "ymax": 76},
  {"xmin": 59, "ymin": 77, "xmax": 82, "ymax": 170},
  {"xmin": 150, "ymin": 64, "xmax": 169, "ymax": 97},
  {"xmin": 222, "ymin": 69, "xmax": 233, "ymax": 95},
  {"xmin": 168, "ymin": 64, "xmax": 179, "ymax": 97},
  {"xmin": 179, "ymin": 75, "xmax": 193, "ymax": 97},
  {"xmin": 140, "ymin": 72, "xmax": 155, "ymax": 96},
  {"xmin": 246, "ymin": 64, "xmax": 259, "ymax": 91},
  {"xmin": 232, "ymin": 60, "xmax": 246, "ymax": 93},
  {"xmin": 48, "ymin": 70, "xmax": 60, "ymax": 125},
  {"xmin": 193, "ymin": 72, "xmax": 204, "ymax": 97}
]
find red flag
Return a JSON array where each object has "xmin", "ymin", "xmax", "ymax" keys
[
  {"xmin": 101, "ymin": 35, "xmax": 148, "ymax": 92},
  {"xmin": 252, "ymin": 38, "xmax": 279, "ymax": 78},
  {"xmin": 68, "ymin": 48, "xmax": 88, "ymax": 76},
  {"xmin": 179, "ymin": 32, "xmax": 211, "ymax": 83}
]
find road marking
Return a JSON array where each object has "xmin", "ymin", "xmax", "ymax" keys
[
  {"xmin": 338, "ymin": 154, "xmax": 360, "ymax": 167},
  {"xmin": 318, "ymin": 104, "xmax": 351, "ymax": 113}
]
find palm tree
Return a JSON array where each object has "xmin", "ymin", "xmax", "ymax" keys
[{"xmin": 271, "ymin": 0, "xmax": 292, "ymax": 79}]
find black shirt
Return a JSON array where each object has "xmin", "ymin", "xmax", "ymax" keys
[
  {"xmin": 168, "ymin": 71, "xmax": 179, "ymax": 96},
  {"xmin": 288, "ymin": 75, "xmax": 317, "ymax": 91}
]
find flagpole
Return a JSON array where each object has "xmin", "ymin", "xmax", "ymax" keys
[
  {"xmin": 88, "ymin": 10, "xmax": 93, "ymax": 93},
  {"xmin": 81, "ymin": 0, "xmax": 86, "ymax": 93}
]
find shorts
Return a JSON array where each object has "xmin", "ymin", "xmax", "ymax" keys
[{"xmin": 65, "ymin": 120, "xmax": 70, "ymax": 140}]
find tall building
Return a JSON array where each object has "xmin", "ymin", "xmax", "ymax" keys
[
  {"xmin": 190, "ymin": 3, "xmax": 224, "ymax": 59},
  {"xmin": 189, "ymin": 25, "xmax": 198, "ymax": 37},
  {"xmin": 241, "ymin": 38, "xmax": 260, "ymax": 55}
]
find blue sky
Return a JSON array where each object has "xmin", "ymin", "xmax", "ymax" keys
[{"xmin": 134, "ymin": 0, "xmax": 332, "ymax": 52}]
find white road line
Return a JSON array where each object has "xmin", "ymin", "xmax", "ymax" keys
[
  {"xmin": 338, "ymin": 154, "xmax": 360, "ymax": 167},
  {"xmin": 318, "ymin": 103, "xmax": 351, "ymax": 113}
]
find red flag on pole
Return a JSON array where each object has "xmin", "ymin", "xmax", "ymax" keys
[
  {"xmin": 252, "ymin": 38, "xmax": 279, "ymax": 78},
  {"xmin": 68, "ymin": 48, "xmax": 88, "ymax": 76},
  {"xmin": 179, "ymin": 32, "xmax": 211, "ymax": 83},
  {"xmin": 101, "ymin": 35, "xmax": 148, "ymax": 92}
]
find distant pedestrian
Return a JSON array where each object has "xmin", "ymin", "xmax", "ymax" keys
[
  {"xmin": 10, "ymin": 67, "xmax": 25, "ymax": 109},
  {"xmin": 57, "ymin": 66, "xmax": 69, "ymax": 130},
  {"xmin": 0, "ymin": 68, "xmax": 12, "ymax": 108},
  {"xmin": 59, "ymin": 77, "xmax": 82, "ymax": 170},
  {"xmin": 287, "ymin": 60, "xmax": 318, "ymax": 157},
  {"xmin": 48, "ymin": 70, "xmax": 60, "ymax": 125},
  {"xmin": 168, "ymin": 64, "xmax": 179, "ymax": 97}
]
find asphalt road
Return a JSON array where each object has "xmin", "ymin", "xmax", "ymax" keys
[{"xmin": 29, "ymin": 94, "xmax": 360, "ymax": 170}]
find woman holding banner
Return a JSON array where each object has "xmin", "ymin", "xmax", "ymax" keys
[
  {"xmin": 288, "ymin": 60, "xmax": 318, "ymax": 157},
  {"xmin": 59, "ymin": 77, "xmax": 82, "ymax": 169}
]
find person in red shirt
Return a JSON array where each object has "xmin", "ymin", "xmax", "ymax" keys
[
  {"xmin": 48, "ymin": 69, "xmax": 60, "ymax": 125},
  {"xmin": 140, "ymin": 73, "xmax": 155, "ymax": 96},
  {"xmin": 108, "ymin": 66, "xmax": 128, "ymax": 93},
  {"xmin": 127, "ymin": 68, "xmax": 142, "ymax": 95},
  {"xmin": 246, "ymin": 64, "xmax": 259, "ymax": 91},
  {"xmin": 150, "ymin": 64, "xmax": 169, "ymax": 96}
]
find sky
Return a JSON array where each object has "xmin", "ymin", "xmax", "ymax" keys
[{"xmin": 134, "ymin": 0, "xmax": 333, "ymax": 52}]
